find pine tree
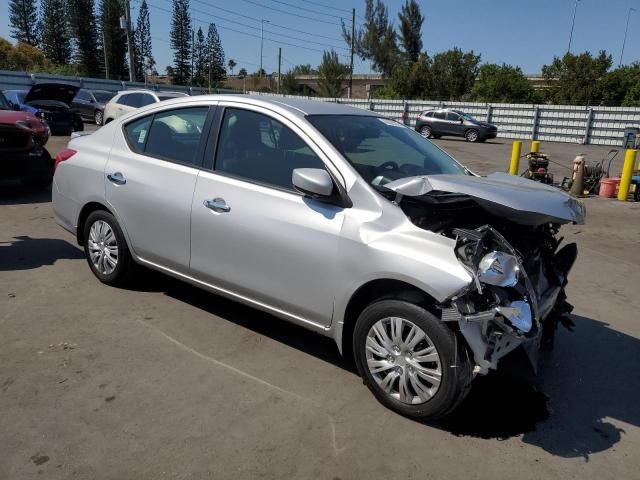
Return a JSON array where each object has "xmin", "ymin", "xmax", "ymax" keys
[
  {"xmin": 317, "ymin": 50, "xmax": 349, "ymax": 97},
  {"xmin": 68, "ymin": 0, "xmax": 102, "ymax": 76},
  {"xmin": 40, "ymin": 0, "xmax": 72, "ymax": 65},
  {"xmin": 398, "ymin": 0, "xmax": 423, "ymax": 63},
  {"xmin": 8, "ymin": 0, "xmax": 39, "ymax": 46},
  {"xmin": 206, "ymin": 23, "xmax": 225, "ymax": 87},
  {"xmin": 170, "ymin": 0, "xmax": 191, "ymax": 85},
  {"xmin": 192, "ymin": 27, "xmax": 207, "ymax": 86},
  {"xmin": 134, "ymin": 0, "xmax": 154, "ymax": 81},
  {"xmin": 100, "ymin": 0, "xmax": 128, "ymax": 79}
]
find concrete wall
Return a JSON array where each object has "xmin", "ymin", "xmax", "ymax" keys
[{"xmin": 0, "ymin": 69, "xmax": 240, "ymax": 95}]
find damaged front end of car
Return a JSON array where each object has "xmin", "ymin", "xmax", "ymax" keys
[{"xmin": 384, "ymin": 173, "xmax": 584, "ymax": 376}]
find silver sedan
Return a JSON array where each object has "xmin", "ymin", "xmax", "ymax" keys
[{"xmin": 53, "ymin": 95, "xmax": 583, "ymax": 419}]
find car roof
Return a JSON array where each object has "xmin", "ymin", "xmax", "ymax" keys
[{"xmin": 208, "ymin": 94, "xmax": 379, "ymax": 118}]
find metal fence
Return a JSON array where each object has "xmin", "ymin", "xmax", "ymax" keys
[
  {"xmin": 249, "ymin": 92, "xmax": 640, "ymax": 146},
  {"xmin": 0, "ymin": 69, "xmax": 240, "ymax": 97}
]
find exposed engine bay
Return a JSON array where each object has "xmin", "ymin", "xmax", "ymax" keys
[{"xmin": 383, "ymin": 173, "xmax": 583, "ymax": 375}]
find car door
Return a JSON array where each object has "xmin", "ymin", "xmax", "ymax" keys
[
  {"xmin": 431, "ymin": 111, "xmax": 447, "ymax": 135},
  {"xmin": 445, "ymin": 111, "xmax": 463, "ymax": 135},
  {"xmin": 105, "ymin": 105, "xmax": 213, "ymax": 273},
  {"xmin": 71, "ymin": 89, "xmax": 90, "ymax": 118},
  {"xmin": 190, "ymin": 105, "xmax": 346, "ymax": 328}
]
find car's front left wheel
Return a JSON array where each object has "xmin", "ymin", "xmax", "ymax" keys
[
  {"xmin": 353, "ymin": 299, "xmax": 472, "ymax": 420},
  {"xmin": 83, "ymin": 210, "xmax": 135, "ymax": 286},
  {"xmin": 94, "ymin": 110, "xmax": 103, "ymax": 125}
]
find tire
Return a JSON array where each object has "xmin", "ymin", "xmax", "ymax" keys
[
  {"xmin": 419, "ymin": 125, "xmax": 432, "ymax": 138},
  {"xmin": 94, "ymin": 110, "xmax": 103, "ymax": 126},
  {"xmin": 83, "ymin": 210, "xmax": 135, "ymax": 286},
  {"xmin": 465, "ymin": 129, "xmax": 479, "ymax": 143},
  {"xmin": 22, "ymin": 150, "xmax": 53, "ymax": 190},
  {"xmin": 353, "ymin": 299, "xmax": 472, "ymax": 420}
]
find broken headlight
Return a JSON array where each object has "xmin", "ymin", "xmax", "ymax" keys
[{"xmin": 477, "ymin": 251, "xmax": 520, "ymax": 287}]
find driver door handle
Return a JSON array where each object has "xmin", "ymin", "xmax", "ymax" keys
[
  {"xmin": 204, "ymin": 198, "xmax": 231, "ymax": 213},
  {"xmin": 107, "ymin": 172, "xmax": 126, "ymax": 185}
]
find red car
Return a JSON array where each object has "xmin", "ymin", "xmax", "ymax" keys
[{"xmin": 0, "ymin": 91, "xmax": 52, "ymax": 189}]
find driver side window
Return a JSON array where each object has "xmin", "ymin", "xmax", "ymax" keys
[
  {"xmin": 446, "ymin": 112, "xmax": 460, "ymax": 121},
  {"xmin": 214, "ymin": 108, "xmax": 326, "ymax": 191}
]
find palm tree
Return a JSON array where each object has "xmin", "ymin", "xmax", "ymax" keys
[{"xmin": 228, "ymin": 59, "xmax": 237, "ymax": 75}]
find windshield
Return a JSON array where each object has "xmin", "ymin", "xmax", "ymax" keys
[
  {"xmin": 0, "ymin": 92, "xmax": 10, "ymax": 110},
  {"xmin": 93, "ymin": 91, "xmax": 115, "ymax": 103},
  {"xmin": 307, "ymin": 115, "xmax": 467, "ymax": 188},
  {"xmin": 460, "ymin": 112, "xmax": 477, "ymax": 122}
]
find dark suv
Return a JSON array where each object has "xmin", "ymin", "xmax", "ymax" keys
[{"xmin": 415, "ymin": 109, "xmax": 497, "ymax": 143}]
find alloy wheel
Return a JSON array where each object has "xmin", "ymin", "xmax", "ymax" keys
[
  {"xmin": 420, "ymin": 126, "xmax": 432, "ymax": 138},
  {"xmin": 88, "ymin": 220, "xmax": 119, "ymax": 275},
  {"xmin": 95, "ymin": 110, "xmax": 103, "ymax": 125},
  {"xmin": 466, "ymin": 129, "xmax": 479, "ymax": 142},
  {"xmin": 365, "ymin": 317, "xmax": 442, "ymax": 405}
]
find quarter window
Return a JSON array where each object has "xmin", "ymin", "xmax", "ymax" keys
[
  {"xmin": 215, "ymin": 108, "xmax": 325, "ymax": 191},
  {"xmin": 124, "ymin": 116, "xmax": 152, "ymax": 153},
  {"xmin": 139, "ymin": 94, "xmax": 156, "ymax": 107},
  {"xmin": 116, "ymin": 94, "xmax": 129, "ymax": 105}
]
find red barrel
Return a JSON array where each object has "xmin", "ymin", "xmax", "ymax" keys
[{"xmin": 599, "ymin": 177, "xmax": 621, "ymax": 198}]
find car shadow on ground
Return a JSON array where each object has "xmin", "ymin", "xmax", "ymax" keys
[
  {"xmin": 125, "ymin": 270, "xmax": 640, "ymax": 458},
  {"xmin": 0, "ymin": 185, "xmax": 52, "ymax": 205},
  {"xmin": 0, "ymin": 236, "xmax": 84, "ymax": 271},
  {"xmin": 134, "ymin": 268, "xmax": 356, "ymax": 374}
]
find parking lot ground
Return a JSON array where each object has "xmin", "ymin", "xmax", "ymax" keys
[{"xmin": 1, "ymin": 132, "xmax": 639, "ymax": 479}]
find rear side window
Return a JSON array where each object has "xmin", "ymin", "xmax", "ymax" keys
[
  {"xmin": 124, "ymin": 116, "xmax": 152, "ymax": 153},
  {"xmin": 423, "ymin": 111, "xmax": 433, "ymax": 118},
  {"xmin": 139, "ymin": 94, "xmax": 155, "ymax": 107},
  {"xmin": 143, "ymin": 107, "xmax": 209, "ymax": 166},
  {"xmin": 124, "ymin": 93, "xmax": 142, "ymax": 108},
  {"xmin": 116, "ymin": 94, "xmax": 129, "ymax": 105},
  {"xmin": 433, "ymin": 111, "xmax": 445, "ymax": 120}
]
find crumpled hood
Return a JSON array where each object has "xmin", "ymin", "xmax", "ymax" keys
[
  {"xmin": 24, "ymin": 83, "xmax": 79, "ymax": 106},
  {"xmin": 384, "ymin": 172, "xmax": 586, "ymax": 226}
]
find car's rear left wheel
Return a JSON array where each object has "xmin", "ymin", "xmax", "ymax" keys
[
  {"xmin": 94, "ymin": 110, "xmax": 103, "ymax": 125},
  {"xmin": 419, "ymin": 125, "xmax": 433, "ymax": 138},
  {"xmin": 353, "ymin": 299, "xmax": 472, "ymax": 420},
  {"xmin": 83, "ymin": 211, "xmax": 135, "ymax": 286}
]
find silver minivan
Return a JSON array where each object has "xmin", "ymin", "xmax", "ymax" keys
[{"xmin": 53, "ymin": 95, "xmax": 584, "ymax": 420}]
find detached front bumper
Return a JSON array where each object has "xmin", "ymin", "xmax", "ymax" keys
[{"xmin": 441, "ymin": 225, "xmax": 577, "ymax": 375}]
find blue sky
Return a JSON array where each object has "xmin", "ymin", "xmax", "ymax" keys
[{"xmin": 2, "ymin": 0, "xmax": 640, "ymax": 75}]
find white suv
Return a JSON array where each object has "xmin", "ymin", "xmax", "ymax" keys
[{"xmin": 103, "ymin": 90, "xmax": 188, "ymax": 124}]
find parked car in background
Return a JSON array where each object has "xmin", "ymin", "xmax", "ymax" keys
[
  {"xmin": 53, "ymin": 95, "xmax": 583, "ymax": 421},
  {"xmin": 71, "ymin": 89, "xmax": 116, "ymax": 126},
  {"xmin": 0, "ymin": 90, "xmax": 52, "ymax": 189},
  {"xmin": 415, "ymin": 109, "xmax": 497, "ymax": 143},
  {"xmin": 4, "ymin": 83, "xmax": 84, "ymax": 135},
  {"xmin": 103, "ymin": 90, "xmax": 189, "ymax": 124}
]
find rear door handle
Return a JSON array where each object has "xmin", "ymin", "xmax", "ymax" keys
[
  {"xmin": 107, "ymin": 172, "xmax": 126, "ymax": 185},
  {"xmin": 203, "ymin": 198, "xmax": 230, "ymax": 213}
]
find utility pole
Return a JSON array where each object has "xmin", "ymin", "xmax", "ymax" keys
[
  {"xmin": 260, "ymin": 19, "xmax": 269, "ymax": 79},
  {"xmin": 102, "ymin": 30, "xmax": 109, "ymax": 80},
  {"xmin": 567, "ymin": 0, "xmax": 580, "ymax": 54},
  {"xmin": 349, "ymin": 7, "xmax": 355, "ymax": 99},
  {"xmin": 277, "ymin": 48, "xmax": 282, "ymax": 94},
  {"xmin": 191, "ymin": 28, "xmax": 195, "ymax": 86},
  {"xmin": 123, "ymin": 0, "xmax": 135, "ymax": 82},
  {"xmin": 620, "ymin": 7, "xmax": 637, "ymax": 66}
]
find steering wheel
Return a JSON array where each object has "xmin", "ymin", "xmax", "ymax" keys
[{"xmin": 379, "ymin": 161, "xmax": 399, "ymax": 171}]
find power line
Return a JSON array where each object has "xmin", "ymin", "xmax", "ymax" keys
[
  {"xmin": 186, "ymin": 0, "xmax": 349, "ymax": 51},
  {"xmin": 237, "ymin": 0, "xmax": 344, "ymax": 26},
  {"xmin": 146, "ymin": 2, "xmax": 348, "ymax": 57},
  {"xmin": 297, "ymin": 0, "xmax": 352, "ymax": 14},
  {"xmin": 263, "ymin": 0, "xmax": 347, "ymax": 20}
]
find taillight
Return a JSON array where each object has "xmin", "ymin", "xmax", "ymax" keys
[{"xmin": 54, "ymin": 148, "xmax": 77, "ymax": 171}]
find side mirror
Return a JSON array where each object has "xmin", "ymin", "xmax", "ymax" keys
[
  {"xmin": 292, "ymin": 168, "xmax": 334, "ymax": 199},
  {"xmin": 459, "ymin": 118, "xmax": 464, "ymax": 124}
]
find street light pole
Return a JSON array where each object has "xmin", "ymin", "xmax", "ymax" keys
[
  {"xmin": 260, "ymin": 19, "xmax": 269, "ymax": 79},
  {"xmin": 567, "ymin": 0, "xmax": 580, "ymax": 54},
  {"xmin": 620, "ymin": 7, "xmax": 637, "ymax": 66}
]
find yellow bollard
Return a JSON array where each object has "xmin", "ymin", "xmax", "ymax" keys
[
  {"xmin": 509, "ymin": 141, "xmax": 522, "ymax": 175},
  {"xmin": 617, "ymin": 149, "xmax": 637, "ymax": 201},
  {"xmin": 531, "ymin": 140, "xmax": 541, "ymax": 153}
]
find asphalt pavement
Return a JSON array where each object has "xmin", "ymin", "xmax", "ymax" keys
[{"xmin": 1, "ymin": 129, "xmax": 638, "ymax": 479}]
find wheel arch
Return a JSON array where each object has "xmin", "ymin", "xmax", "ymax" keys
[
  {"xmin": 339, "ymin": 278, "xmax": 440, "ymax": 363},
  {"xmin": 76, "ymin": 201, "xmax": 114, "ymax": 245}
]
